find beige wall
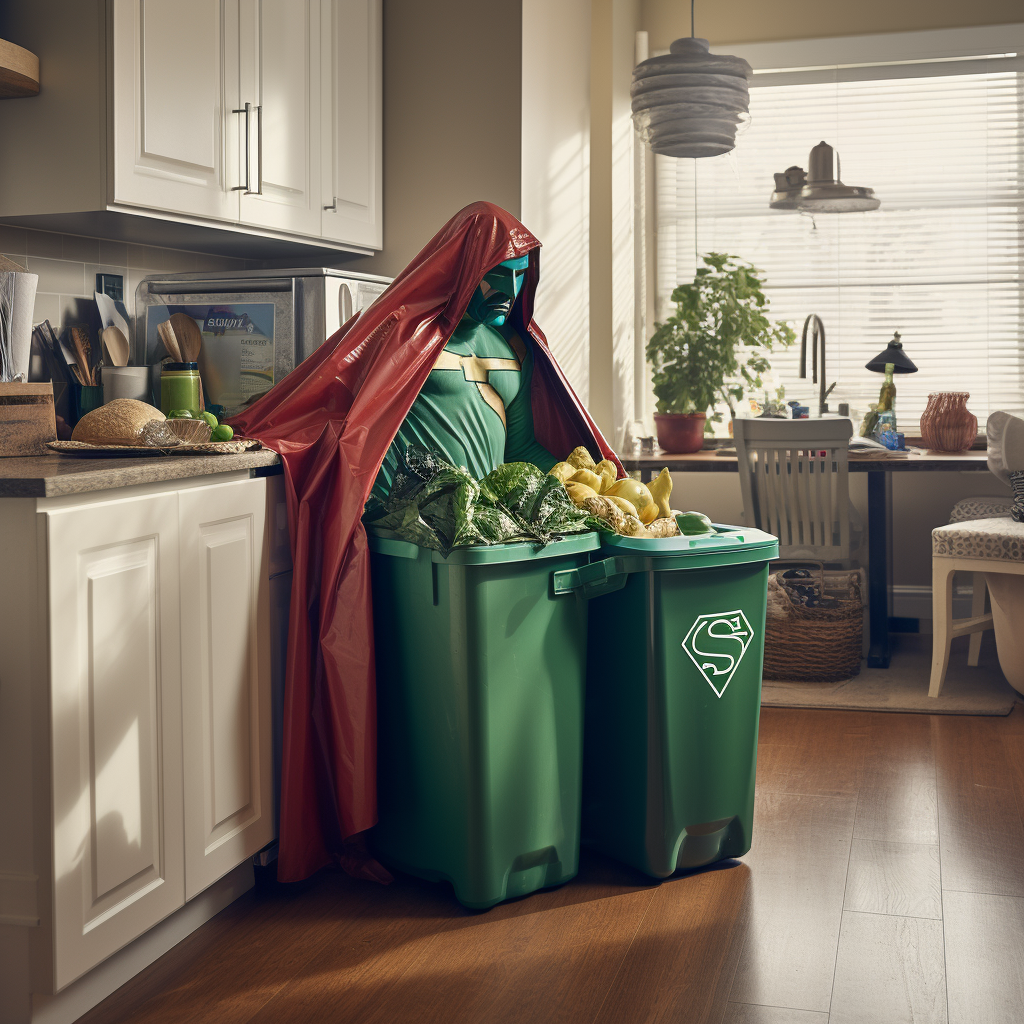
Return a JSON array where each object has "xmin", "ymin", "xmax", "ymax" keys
[
  {"xmin": 590, "ymin": 0, "xmax": 641, "ymax": 442},
  {"xmin": 641, "ymin": 0, "xmax": 1023, "ymax": 48},
  {"xmin": 522, "ymin": 0, "xmax": 592, "ymax": 402},
  {"xmin": 340, "ymin": 0, "xmax": 522, "ymax": 279}
]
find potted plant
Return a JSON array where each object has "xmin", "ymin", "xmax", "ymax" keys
[{"xmin": 647, "ymin": 253, "xmax": 795, "ymax": 453}]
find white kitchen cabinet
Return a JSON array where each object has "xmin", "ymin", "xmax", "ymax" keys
[
  {"xmin": 45, "ymin": 491, "xmax": 186, "ymax": 991},
  {"xmin": 0, "ymin": 472, "xmax": 275, "ymax": 1009},
  {"xmin": 321, "ymin": 0, "xmax": 383, "ymax": 249},
  {"xmin": 238, "ymin": 0, "xmax": 323, "ymax": 237},
  {"xmin": 178, "ymin": 478, "xmax": 273, "ymax": 899},
  {"xmin": 112, "ymin": 0, "xmax": 241, "ymax": 223},
  {"xmin": 0, "ymin": 0, "xmax": 381, "ymax": 256}
]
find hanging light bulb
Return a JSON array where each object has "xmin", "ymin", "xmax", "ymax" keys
[
  {"xmin": 631, "ymin": 1, "xmax": 752, "ymax": 159},
  {"xmin": 770, "ymin": 141, "xmax": 880, "ymax": 213}
]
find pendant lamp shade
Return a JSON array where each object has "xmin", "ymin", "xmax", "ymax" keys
[
  {"xmin": 866, "ymin": 332, "xmax": 918, "ymax": 374},
  {"xmin": 631, "ymin": 38, "xmax": 752, "ymax": 158}
]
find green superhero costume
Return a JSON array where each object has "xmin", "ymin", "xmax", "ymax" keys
[{"xmin": 372, "ymin": 256, "xmax": 556, "ymax": 500}]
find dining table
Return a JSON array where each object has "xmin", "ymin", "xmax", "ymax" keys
[{"xmin": 619, "ymin": 447, "xmax": 991, "ymax": 669}]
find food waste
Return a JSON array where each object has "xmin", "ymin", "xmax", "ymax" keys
[{"xmin": 549, "ymin": 447, "xmax": 713, "ymax": 539}]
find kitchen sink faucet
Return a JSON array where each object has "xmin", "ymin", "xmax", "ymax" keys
[{"xmin": 799, "ymin": 313, "xmax": 836, "ymax": 417}]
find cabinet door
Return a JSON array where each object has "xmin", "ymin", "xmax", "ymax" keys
[
  {"xmin": 46, "ymin": 493, "xmax": 184, "ymax": 991},
  {"xmin": 238, "ymin": 0, "xmax": 322, "ymax": 236},
  {"xmin": 112, "ymin": 0, "xmax": 241, "ymax": 221},
  {"xmin": 320, "ymin": 0, "xmax": 382, "ymax": 249},
  {"xmin": 179, "ymin": 478, "xmax": 272, "ymax": 899}
]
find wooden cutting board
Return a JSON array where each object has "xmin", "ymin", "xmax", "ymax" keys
[{"xmin": 0, "ymin": 383, "xmax": 57, "ymax": 456}]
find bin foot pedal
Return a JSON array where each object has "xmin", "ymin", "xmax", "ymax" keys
[{"xmin": 675, "ymin": 817, "xmax": 737, "ymax": 870}]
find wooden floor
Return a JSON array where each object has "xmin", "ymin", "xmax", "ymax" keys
[{"xmin": 82, "ymin": 703, "xmax": 1024, "ymax": 1024}]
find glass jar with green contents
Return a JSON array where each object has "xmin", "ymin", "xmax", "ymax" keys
[{"xmin": 160, "ymin": 362, "xmax": 201, "ymax": 416}]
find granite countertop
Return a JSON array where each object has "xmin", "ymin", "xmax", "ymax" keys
[{"xmin": 0, "ymin": 450, "xmax": 282, "ymax": 498}]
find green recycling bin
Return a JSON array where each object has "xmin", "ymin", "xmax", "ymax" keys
[
  {"xmin": 553, "ymin": 525, "xmax": 778, "ymax": 879},
  {"xmin": 367, "ymin": 529, "xmax": 601, "ymax": 909}
]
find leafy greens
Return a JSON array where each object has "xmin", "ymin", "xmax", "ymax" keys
[{"xmin": 364, "ymin": 445, "xmax": 594, "ymax": 556}]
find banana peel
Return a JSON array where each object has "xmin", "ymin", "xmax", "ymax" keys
[
  {"xmin": 594, "ymin": 459, "xmax": 618, "ymax": 493},
  {"xmin": 548, "ymin": 461, "xmax": 575, "ymax": 484},
  {"xmin": 570, "ymin": 468, "xmax": 603, "ymax": 492},
  {"xmin": 648, "ymin": 467, "xmax": 673, "ymax": 520},
  {"xmin": 566, "ymin": 446, "xmax": 596, "ymax": 471}
]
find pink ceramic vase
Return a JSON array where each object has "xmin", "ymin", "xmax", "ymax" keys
[{"xmin": 919, "ymin": 392, "xmax": 977, "ymax": 452}]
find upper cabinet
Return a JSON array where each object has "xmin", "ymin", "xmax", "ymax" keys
[
  {"xmin": 0, "ymin": 0, "xmax": 381, "ymax": 256},
  {"xmin": 237, "ymin": 0, "xmax": 323, "ymax": 238},
  {"xmin": 321, "ymin": 0, "xmax": 382, "ymax": 249},
  {"xmin": 112, "ymin": 0, "xmax": 241, "ymax": 222}
]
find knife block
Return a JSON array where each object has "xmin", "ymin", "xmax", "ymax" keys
[{"xmin": 0, "ymin": 382, "xmax": 57, "ymax": 456}]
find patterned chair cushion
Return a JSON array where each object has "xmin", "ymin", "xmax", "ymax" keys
[
  {"xmin": 933, "ymin": 516, "xmax": 1024, "ymax": 562},
  {"xmin": 949, "ymin": 496, "xmax": 1012, "ymax": 523},
  {"xmin": 1012, "ymin": 471, "xmax": 1024, "ymax": 523}
]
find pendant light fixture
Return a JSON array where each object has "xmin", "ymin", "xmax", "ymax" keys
[
  {"xmin": 770, "ymin": 141, "xmax": 880, "ymax": 213},
  {"xmin": 631, "ymin": 0, "xmax": 752, "ymax": 158}
]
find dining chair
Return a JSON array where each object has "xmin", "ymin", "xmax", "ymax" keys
[
  {"xmin": 929, "ymin": 410, "xmax": 1024, "ymax": 696},
  {"xmin": 733, "ymin": 417, "xmax": 856, "ymax": 566}
]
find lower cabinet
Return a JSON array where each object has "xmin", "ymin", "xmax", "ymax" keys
[
  {"xmin": 42, "ymin": 476, "xmax": 272, "ymax": 990},
  {"xmin": 179, "ymin": 481, "xmax": 273, "ymax": 899},
  {"xmin": 45, "ymin": 491, "xmax": 186, "ymax": 991}
]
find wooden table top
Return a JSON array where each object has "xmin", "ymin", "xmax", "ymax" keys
[{"xmin": 619, "ymin": 448, "xmax": 991, "ymax": 473}]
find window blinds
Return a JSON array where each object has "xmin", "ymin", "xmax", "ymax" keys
[{"xmin": 655, "ymin": 59, "xmax": 1023, "ymax": 434}]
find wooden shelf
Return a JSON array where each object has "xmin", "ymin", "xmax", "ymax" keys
[{"xmin": 0, "ymin": 38, "xmax": 39, "ymax": 98}]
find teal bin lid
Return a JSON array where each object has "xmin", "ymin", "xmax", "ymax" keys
[
  {"xmin": 367, "ymin": 527, "xmax": 602, "ymax": 565},
  {"xmin": 600, "ymin": 523, "xmax": 779, "ymax": 559}
]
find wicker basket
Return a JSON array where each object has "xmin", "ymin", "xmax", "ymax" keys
[{"xmin": 762, "ymin": 567, "xmax": 863, "ymax": 682}]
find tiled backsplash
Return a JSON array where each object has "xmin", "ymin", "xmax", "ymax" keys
[{"xmin": 0, "ymin": 224, "xmax": 261, "ymax": 336}]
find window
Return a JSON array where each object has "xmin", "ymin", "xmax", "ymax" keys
[{"xmin": 654, "ymin": 27, "xmax": 1024, "ymax": 434}]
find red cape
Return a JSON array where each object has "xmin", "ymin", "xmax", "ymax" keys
[{"xmin": 230, "ymin": 202, "xmax": 620, "ymax": 882}]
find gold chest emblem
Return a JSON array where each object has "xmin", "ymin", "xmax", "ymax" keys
[{"xmin": 431, "ymin": 334, "xmax": 527, "ymax": 429}]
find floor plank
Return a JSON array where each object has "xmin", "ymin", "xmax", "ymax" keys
[
  {"xmin": 943, "ymin": 890, "xmax": 1024, "ymax": 1024},
  {"xmin": 591, "ymin": 864, "xmax": 751, "ymax": 1024},
  {"xmin": 720, "ymin": 1003, "xmax": 828, "ymax": 1023},
  {"xmin": 844, "ymin": 839, "xmax": 941, "ymax": 919},
  {"xmin": 853, "ymin": 768, "xmax": 939, "ymax": 845},
  {"xmin": 73, "ymin": 704, "xmax": 1024, "ymax": 1024},
  {"xmin": 935, "ymin": 717, "xmax": 1024, "ymax": 898},
  {"xmin": 829, "ymin": 911, "xmax": 947, "ymax": 1024},
  {"xmin": 728, "ymin": 793, "xmax": 856, "ymax": 1014}
]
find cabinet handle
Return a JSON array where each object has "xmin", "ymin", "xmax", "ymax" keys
[
  {"xmin": 324, "ymin": 197, "xmax": 337, "ymax": 211},
  {"xmin": 254, "ymin": 104, "xmax": 263, "ymax": 196},
  {"xmin": 232, "ymin": 102, "xmax": 252, "ymax": 193}
]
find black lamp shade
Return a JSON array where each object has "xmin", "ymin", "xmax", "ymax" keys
[{"xmin": 865, "ymin": 332, "xmax": 918, "ymax": 374}]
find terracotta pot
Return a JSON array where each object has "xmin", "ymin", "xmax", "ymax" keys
[
  {"xmin": 654, "ymin": 412, "xmax": 707, "ymax": 453},
  {"xmin": 919, "ymin": 392, "xmax": 978, "ymax": 452}
]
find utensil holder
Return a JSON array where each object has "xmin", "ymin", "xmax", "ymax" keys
[
  {"xmin": 101, "ymin": 366, "xmax": 151, "ymax": 404},
  {"xmin": 70, "ymin": 383, "xmax": 103, "ymax": 425}
]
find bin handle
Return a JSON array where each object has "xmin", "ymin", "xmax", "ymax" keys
[{"xmin": 552, "ymin": 557, "xmax": 629, "ymax": 599}]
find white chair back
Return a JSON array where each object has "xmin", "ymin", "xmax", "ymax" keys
[{"xmin": 733, "ymin": 417, "xmax": 854, "ymax": 564}]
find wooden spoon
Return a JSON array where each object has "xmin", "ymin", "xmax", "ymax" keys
[
  {"xmin": 69, "ymin": 325, "xmax": 95, "ymax": 385},
  {"xmin": 169, "ymin": 313, "xmax": 203, "ymax": 363},
  {"xmin": 157, "ymin": 319, "xmax": 182, "ymax": 362},
  {"xmin": 101, "ymin": 325, "xmax": 130, "ymax": 367}
]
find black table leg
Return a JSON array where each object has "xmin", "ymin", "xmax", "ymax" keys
[{"xmin": 867, "ymin": 470, "xmax": 892, "ymax": 668}]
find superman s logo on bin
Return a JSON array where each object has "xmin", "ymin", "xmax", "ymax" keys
[{"xmin": 681, "ymin": 610, "xmax": 755, "ymax": 698}]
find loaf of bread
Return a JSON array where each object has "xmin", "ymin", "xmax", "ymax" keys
[{"xmin": 71, "ymin": 399, "xmax": 165, "ymax": 446}]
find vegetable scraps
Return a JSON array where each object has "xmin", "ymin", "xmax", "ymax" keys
[
  {"xmin": 364, "ymin": 445, "xmax": 593, "ymax": 556},
  {"xmin": 550, "ymin": 446, "xmax": 690, "ymax": 539}
]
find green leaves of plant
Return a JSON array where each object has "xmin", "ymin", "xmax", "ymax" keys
[{"xmin": 647, "ymin": 253, "xmax": 796, "ymax": 418}]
